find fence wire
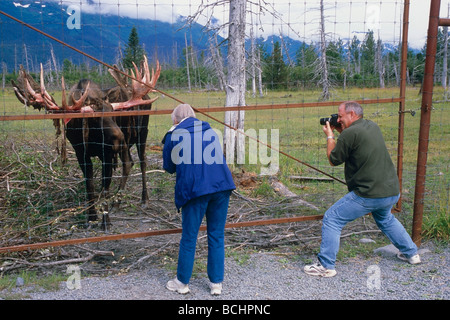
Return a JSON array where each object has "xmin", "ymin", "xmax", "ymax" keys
[{"xmin": 0, "ymin": 1, "xmax": 448, "ymax": 256}]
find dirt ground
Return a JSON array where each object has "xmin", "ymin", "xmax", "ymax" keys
[{"xmin": 0, "ymin": 146, "xmax": 409, "ymax": 279}]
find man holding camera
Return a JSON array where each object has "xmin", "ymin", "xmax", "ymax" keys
[{"xmin": 304, "ymin": 101, "xmax": 420, "ymax": 277}]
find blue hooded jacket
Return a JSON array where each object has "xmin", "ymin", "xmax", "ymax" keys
[{"xmin": 162, "ymin": 117, "xmax": 236, "ymax": 210}]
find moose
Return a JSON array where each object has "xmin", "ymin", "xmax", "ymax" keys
[{"xmin": 12, "ymin": 56, "xmax": 160, "ymax": 229}]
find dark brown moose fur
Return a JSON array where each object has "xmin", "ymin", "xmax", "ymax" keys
[{"xmin": 12, "ymin": 62, "xmax": 158, "ymax": 229}]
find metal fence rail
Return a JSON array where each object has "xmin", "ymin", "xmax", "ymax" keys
[{"xmin": 1, "ymin": 0, "xmax": 440, "ymax": 253}]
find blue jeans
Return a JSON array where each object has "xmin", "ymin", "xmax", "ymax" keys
[
  {"xmin": 318, "ymin": 191, "xmax": 418, "ymax": 269},
  {"xmin": 177, "ymin": 190, "xmax": 231, "ymax": 284}
]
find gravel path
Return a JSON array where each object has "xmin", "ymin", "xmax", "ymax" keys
[{"xmin": 2, "ymin": 242, "xmax": 448, "ymax": 301}]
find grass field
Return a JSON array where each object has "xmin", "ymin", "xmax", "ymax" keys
[{"xmin": 0, "ymin": 85, "xmax": 448, "ymax": 243}]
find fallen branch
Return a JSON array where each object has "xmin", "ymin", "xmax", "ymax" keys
[
  {"xmin": 1, "ymin": 248, "xmax": 113, "ymax": 273},
  {"xmin": 269, "ymin": 177, "xmax": 319, "ymax": 211},
  {"xmin": 122, "ymin": 241, "xmax": 174, "ymax": 272},
  {"xmin": 289, "ymin": 175, "xmax": 334, "ymax": 182}
]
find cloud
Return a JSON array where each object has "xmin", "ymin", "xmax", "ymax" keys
[
  {"xmin": 45, "ymin": 0, "xmax": 194, "ymax": 23},
  {"xmin": 42, "ymin": 0, "xmax": 447, "ymax": 49}
]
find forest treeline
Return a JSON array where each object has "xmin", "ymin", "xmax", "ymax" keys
[{"xmin": 3, "ymin": 27, "xmax": 450, "ymax": 93}]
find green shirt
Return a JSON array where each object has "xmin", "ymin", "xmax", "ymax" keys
[{"xmin": 329, "ymin": 118, "xmax": 400, "ymax": 198}]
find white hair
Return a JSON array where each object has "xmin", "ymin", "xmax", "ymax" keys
[
  {"xmin": 343, "ymin": 101, "xmax": 364, "ymax": 118},
  {"xmin": 171, "ymin": 104, "xmax": 196, "ymax": 124}
]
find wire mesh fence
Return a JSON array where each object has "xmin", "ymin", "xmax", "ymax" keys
[{"xmin": 0, "ymin": 0, "xmax": 448, "ymax": 256}]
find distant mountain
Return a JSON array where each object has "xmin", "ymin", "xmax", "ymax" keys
[
  {"xmin": 0, "ymin": 0, "xmax": 309, "ymax": 73},
  {"xmin": 0, "ymin": 0, "xmax": 219, "ymax": 72},
  {"xmin": 255, "ymin": 35, "xmax": 304, "ymax": 64}
]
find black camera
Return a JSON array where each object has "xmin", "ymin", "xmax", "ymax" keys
[{"xmin": 320, "ymin": 114, "xmax": 340, "ymax": 127}]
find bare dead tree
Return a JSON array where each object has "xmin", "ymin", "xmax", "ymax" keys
[
  {"xmin": 319, "ymin": 0, "xmax": 330, "ymax": 100},
  {"xmin": 184, "ymin": 32, "xmax": 192, "ymax": 92},
  {"xmin": 376, "ymin": 37, "xmax": 385, "ymax": 88},
  {"xmin": 209, "ymin": 35, "xmax": 226, "ymax": 91},
  {"xmin": 443, "ymin": 4, "xmax": 449, "ymax": 93},
  {"xmin": 184, "ymin": 0, "xmax": 289, "ymax": 165},
  {"xmin": 256, "ymin": 44, "xmax": 263, "ymax": 97},
  {"xmin": 223, "ymin": 0, "xmax": 246, "ymax": 165},
  {"xmin": 250, "ymin": 15, "xmax": 257, "ymax": 98},
  {"xmin": 248, "ymin": 10, "xmax": 263, "ymax": 98},
  {"xmin": 443, "ymin": 28, "xmax": 448, "ymax": 89},
  {"xmin": 1, "ymin": 62, "xmax": 6, "ymax": 90},
  {"xmin": 183, "ymin": 0, "xmax": 247, "ymax": 165}
]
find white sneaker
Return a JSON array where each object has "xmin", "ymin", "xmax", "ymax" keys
[
  {"xmin": 209, "ymin": 282, "xmax": 222, "ymax": 295},
  {"xmin": 304, "ymin": 262, "xmax": 337, "ymax": 277},
  {"xmin": 166, "ymin": 278, "xmax": 190, "ymax": 294},
  {"xmin": 397, "ymin": 253, "xmax": 421, "ymax": 265}
]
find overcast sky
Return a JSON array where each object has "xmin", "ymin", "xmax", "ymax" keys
[{"xmin": 35, "ymin": 1, "xmax": 450, "ymax": 49}]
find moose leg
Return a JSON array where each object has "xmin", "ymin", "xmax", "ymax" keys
[
  {"xmin": 100, "ymin": 153, "xmax": 114, "ymax": 230},
  {"xmin": 75, "ymin": 152, "xmax": 97, "ymax": 223},
  {"xmin": 85, "ymin": 166, "xmax": 97, "ymax": 222},
  {"xmin": 111, "ymin": 136, "xmax": 132, "ymax": 210},
  {"xmin": 118, "ymin": 145, "xmax": 132, "ymax": 193},
  {"xmin": 136, "ymin": 128, "xmax": 149, "ymax": 207}
]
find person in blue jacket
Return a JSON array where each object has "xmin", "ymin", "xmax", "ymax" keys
[{"xmin": 162, "ymin": 104, "xmax": 236, "ymax": 295}]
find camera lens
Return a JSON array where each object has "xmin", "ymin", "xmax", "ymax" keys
[
  {"xmin": 319, "ymin": 114, "xmax": 340, "ymax": 127},
  {"xmin": 320, "ymin": 117, "xmax": 330, "ymax": 125}
]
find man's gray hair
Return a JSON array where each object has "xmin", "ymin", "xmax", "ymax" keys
[
  {"xmin": 343, "ymin": 101, "xmax": 364, "ymax": 118},
  {"xmin": 171, "ymin": 104, "xmax": 196, "ymax": 123}
]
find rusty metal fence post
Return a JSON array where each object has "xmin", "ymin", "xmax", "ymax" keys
[
  {"xmin": 396, "ymin": 0, "xmax": 410, "ymax": 213},
  {"xmin": 412, "ymin": 0, "xmax": 442, "ymax": 246},
  {"xmin": 0, "ymin": 1, "xmax": 428, "ymax": 253}
]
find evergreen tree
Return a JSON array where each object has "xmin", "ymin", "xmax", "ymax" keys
[
  {"xmin": 361, "ymin": 30, "xmax": 377, "ymax": 86},
  {"xmin": 293, "ymin": 42, "xmax": 318, "ymax": 88},
  {"xmin": 326, "ymin": 39, "xmax": 346, "ymax": 84},
  {"xmin": 123, "ymin": 27, "xmax": 146, "ymax": 69},
  {"xmin": 349, "ymin": 36, "xmax": 361, "ymax": 72},
  {"xmin": 263, "ymin": 41, "xmax": 288, "ymax": 89}
]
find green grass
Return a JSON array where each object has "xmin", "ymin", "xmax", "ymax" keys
[
  {"xmin": 0, "ymin": 85, "xmax": 448, "ymax": 243},
  {"xmin": 0, "ymin": 270, "xmax": 66, "ymax": 299}
]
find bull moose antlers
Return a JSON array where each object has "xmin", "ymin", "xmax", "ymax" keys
[{"xmin": 13, "ymin": 55, "xmax": 160, "ymax": 113}]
